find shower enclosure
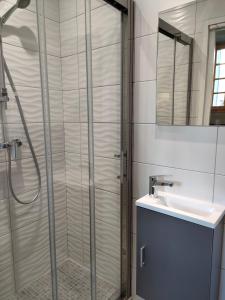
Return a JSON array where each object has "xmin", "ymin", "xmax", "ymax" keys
[{"xmin": 0, "ymin": 0, "xmax": 133, "ymax": 299}]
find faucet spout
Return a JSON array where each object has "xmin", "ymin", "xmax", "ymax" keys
[{"xmin": 149, "ymin": 176, "xmax": 174, "ymax": 196}]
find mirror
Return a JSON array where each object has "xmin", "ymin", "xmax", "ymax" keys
[{"xmin": 156, "ymin": 1, "xmax": 225, "ymax": 126}]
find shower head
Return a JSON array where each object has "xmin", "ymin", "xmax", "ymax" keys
[
  {"xmin": 1, "ymin": 0, "xmax": 31, "ymax": 24},
  {"xmin": 17, "ymin": 0, "xmax": 31, "ymax": 9}
]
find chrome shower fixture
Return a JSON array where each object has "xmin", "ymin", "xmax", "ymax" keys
[{"xmin": 1, "ymin": 0, "xmax": 31, "ymax": 24}]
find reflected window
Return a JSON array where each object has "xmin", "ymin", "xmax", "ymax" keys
[{"xmin": 212, "ymin": 46, "xmax": 225, "ymax": 108}]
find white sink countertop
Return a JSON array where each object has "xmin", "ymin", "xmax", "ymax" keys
[{"xmin": 136, "ymin": 192, "xmax": 225, "ymax": 229}]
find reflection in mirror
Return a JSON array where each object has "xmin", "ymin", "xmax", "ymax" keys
[
  {"xmin": 207, "ymin": 26, "xmax": 225, "ymax": 125},
  {"xmin": 156, "ymin": 1, "xmax": 225, "ymax": 126},
  {"xmin": 157, "ymin": 19, "xmax": 193, "ymax": 125}
]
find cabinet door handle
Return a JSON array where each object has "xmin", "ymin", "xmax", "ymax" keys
[{"xmin": 140, "ymin": 246, "xmax": 146, "ymax": 268}]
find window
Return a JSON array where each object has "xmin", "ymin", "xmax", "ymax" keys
[{"xmin": 212, "ymin": 44, "xmax": 225, "ymax": 110}]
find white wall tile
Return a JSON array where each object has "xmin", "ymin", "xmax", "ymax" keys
[
  {"xmin": 78, "ymin": 52, "xmax": 87, "ymax": 89},
  {"xmin": 46, "ymin": 19, "xmax": 61, "ymax": 57},
  {"xmin": 47, "ymin": 55, "xmax": 62, "ymax": 90},
  {"xmin": 91, "ymin": 0, "xmax": 106, "ymax": 10},
  {"xmin": 91, "ymin": 4, "xmax": 121, "ymax": 49},
  {"xmin": 52, "ymin": 153, "xmax": 66, "ymax": 185},
  {"xmin": 49, "ymin": 89, "xmax": 63, "ymax": 123},
  {"xmin": 94, "ymin": 123, "xmax": 120, "ymax": 159},
  {"xmin": 76, "ymin": 0, "xmax": 85, "ymax": 16},
  {"xmin": 134, "ymin": 0, "xmax": 193, "ymax": 38},
  {"xmin": 51, "ymin": 123, "xmax": 65, "ymax": 153},
  {"xmin": 93, "ymin": 85, "xmax": 121, "ymax": 122},
  {"xmin": 95, "ymin": 189, "xmax": 120, "ymax": 227},
  {"xmin": 133, "ymin": 162, "xmax": 214, "ymax": 201},
  {"xmin": 6, "ymin": 86, "xmax": 43, "ymax": 124},
  {"xmin": 62, "ymin": 54, "xmax": 79, "ymax": 90},
  {"xmin": 0, "ymin": 232, "xmax": 15, "ymax": 299},
  {"xmin": 11, "ymin": 187, "xmax": 48, "ymax": 230},
  {"xmin": 214, "ymin": 175, "xmax": 225, "ymax": 205},
  {"xmin": 10, "ymin": 156, "xmax": 46, "ymax": 195},
  {"xmin": 59, "ymin": 0, "xmax": 76, "ymax": 22},
  {"xmin": 77, "ymin": 0, "xmax": 106, "ymax": 16},
  {"xmin": 60, "ymin": 18, "xmax": 78, "ymax": 57},
  {"xmin": 0, "ymin": 163, "xmax": 8, "ymax": 200},
  {"xmin": 134, "ymin": 0, "xmax": 158, "ymax": 37},
  {"xmin": 65, "ymin": 122, "xmax": 81, "ymax": 154},
  {"xmin": 67, "ymin": 209, "xmax": 83, "ymax": 263},
  {"xmin": 133, "ymin": 81, "xmax": 156, "ymax": 124},
  {"xmin": 0, "ymin": 200, "xmax": 10, "ymax": 237},
  {"xmin": 66, "ymin": 152, "xmax": 82, "ymax": 188},
  {"xmin": 95, "ymin": 157, "xmax": 120, "ymax": 194},
  {"xmin": 160, "ymin": 2, "xmax": 196, "ymax": 35},
  {"xmin": 134, "ymin": 124, "xmax": 217, "ymax": 173},
  {"xmin": 77, "ymin": 14, "xmax": 85, "ymax": 53},
  {"xmin": 79, "ymin": 88, "xmax": 87, "ymax": 122},
  {"xmin": 207, "ymin": 0, "xmax": 225, "ymax": 21},
  {"xmin": 216, "ymin": 128, "xmax": 225, "ymax": 175},
  {"xmin": 4, "ymin": 43, "xmax": 40, "ymax": 88},
  {"xmin": 44, "ymin": 0, "xmax": 60, "ymax": 21},
  {"xmin": 92, "ymin": 43, "xmax": 121, "ymax": 87},
  {"xmin": 63, "ymin": 89, "xmax": 80, "ymax": 122},
  {"xmin": 134, "ymin": 34, "xmax": 157, "ymax": 82}
]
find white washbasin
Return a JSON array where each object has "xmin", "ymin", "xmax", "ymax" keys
[{"xmin": 136, "ymin": 191, "xmax": 225, "ymax": 228}]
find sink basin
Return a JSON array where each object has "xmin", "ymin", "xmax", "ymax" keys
[{"xmin": 136, "ymin": 191, "xmax": 225, "ymax": 228}]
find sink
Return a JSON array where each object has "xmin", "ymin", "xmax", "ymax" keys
[{"xmin": 136, "ymin": 191, "xmax": 225, "ymax": 228}]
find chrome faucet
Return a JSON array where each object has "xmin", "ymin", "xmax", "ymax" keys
[{"xmin": 149, "ymin": 176, "xmax": 174, "ymax": 196}]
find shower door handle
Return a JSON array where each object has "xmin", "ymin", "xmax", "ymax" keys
[
  {"xmin": 120, "ymin": 150, "xmax": 127, "ymax": 184},
  {"xmin": 140, "ymin": 246, "xmax": 146, "ymax": 268},
  {"xmin": 115, "ymin": 152, "xmax": 127, "ymax": 183}
]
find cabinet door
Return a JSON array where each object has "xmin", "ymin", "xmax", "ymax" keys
[{"xmin": 136, "ymin": 207, "xmax": 213, "ymax": 300}]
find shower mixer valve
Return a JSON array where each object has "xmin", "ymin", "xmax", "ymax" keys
[
  {"xmin": 0, "ymin": 139, "xmax": 22, "ymax": 160},
  {"xmin": 0, "ymin": 87, "xmax": 9, "ymax": 108},
  {"xmin": 0, "ymin": 87, "xmax": 9, "ymax": 102},
  {"xmin": 10, "ymin": 139, "xmax": 22, "ymax": 160}
]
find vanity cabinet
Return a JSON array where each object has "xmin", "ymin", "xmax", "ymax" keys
[{"xmin": 136, "ymin": 207, "xmax": 224, "ymax": 300}]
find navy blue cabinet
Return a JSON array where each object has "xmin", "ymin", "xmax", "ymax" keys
[{"xmin": 136, "ymin": 207, "xmax": 223, "ymax": 300}]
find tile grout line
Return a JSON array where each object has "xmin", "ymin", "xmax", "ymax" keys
[
  {"xmin": 74, "ymin": 0, "xmax": 85, "ymax": 266},
  {"xmin": 133, "ymin": 160, "xmax": 216, "ymax": 175},
  {"xmin": 212, "ymin": 127, "xmax": 219, "ymax": 203}
]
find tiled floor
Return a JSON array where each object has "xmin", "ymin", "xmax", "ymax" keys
[{"xmin": 17, "ymin": 259, "xmax": 119, "ymax": 300}]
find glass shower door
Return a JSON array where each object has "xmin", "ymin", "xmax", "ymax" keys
[
  {"xmin": 0, "ymin": 0, "xmax": 55, "ymax": 299},
  {"xmin": 0, "ymin": 0, "xmax": 132, "ymax": 298},
  {"xmin": 84, "ymin": 0, "xmax": 122, "ymax": 298}
]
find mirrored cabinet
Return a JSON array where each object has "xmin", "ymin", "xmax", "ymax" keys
[{"xmin": 156, "ymin": 1, "xmax": 225, "ymax": 126}]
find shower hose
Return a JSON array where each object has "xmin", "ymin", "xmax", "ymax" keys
[{"xmin": 4, "ymin": 59, "xmax": 41, "ymax": 205}]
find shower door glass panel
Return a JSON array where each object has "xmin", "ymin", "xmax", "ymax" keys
[
  {"xmin": 0, "ymin": 0, "xmax": 54, "ymax": 299},
  {"xmin": 83, "ymin": 0, "xmax": 122, "ymax": 298},
  {"xmin": 56, "ymin": 0, "xmax": 122, "ymax": 298}
]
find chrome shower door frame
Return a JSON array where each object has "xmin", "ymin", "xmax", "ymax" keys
[{"xmin": 103, "ymin": 1, "xmax": 134, "ymax": 298}]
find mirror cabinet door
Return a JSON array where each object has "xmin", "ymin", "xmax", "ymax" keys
[{"xmin": 156, "ymin": 2, "xmax": 225, "ymax": 126}]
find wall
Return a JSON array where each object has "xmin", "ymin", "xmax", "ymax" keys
[
  {"xmin": 132, "ymin": 0, "xmax": 225, "ymax": 299},
  {"xmin": 0, "ymin": 0, "xmax": 67, "ymax": 297}
]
